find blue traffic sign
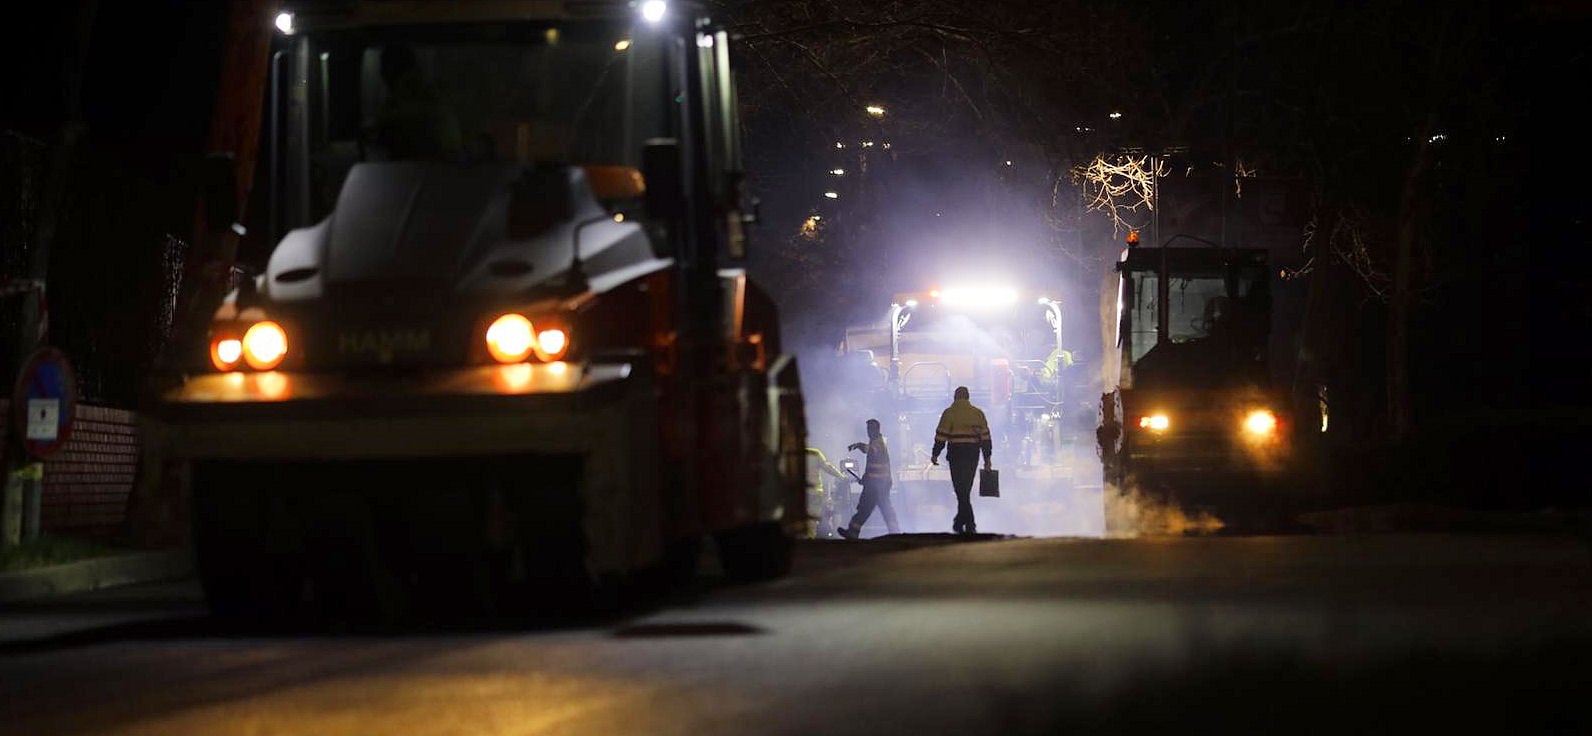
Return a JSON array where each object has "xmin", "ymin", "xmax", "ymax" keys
[{"xmin": 12, "ymin": 347, "xmax": 77, "ymax": 459}]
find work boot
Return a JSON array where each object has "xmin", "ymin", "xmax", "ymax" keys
[
  {"xmin": 965, "ymin": 523, "xmax": 977, "ymax": 535},
  {"xmin": 952, "ymin": 522, "xmax": 964, "ymax": 534},
  {"xmin": 837, "ymin": 527, "xmax": 858, "ymax": 540}
]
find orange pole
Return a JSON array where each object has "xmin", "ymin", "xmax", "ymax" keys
[{"xmin": 168, "ymin": 0, "xmax": 275, "ymax": 370}]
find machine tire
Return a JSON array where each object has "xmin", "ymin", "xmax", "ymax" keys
[
  {"xmin": 502, "ymin": 464, "xmax": 599, "ymax": 617},
  {"xmin": 715, "ymin": 521, "xmax": 793, "ymax": 582},
  {"xmin": 192, "ymin": 480, "xmax": 306, "ymax": 626},
  {"xmin": 300, "ymin": 489, "xmax": 410, "ymax": 627},
  {"xmin": 663, "ymin": 534, "xmax": 703, "ymax": 590}
]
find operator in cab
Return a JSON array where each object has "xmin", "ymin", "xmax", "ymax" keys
[{"xmin": 365, "ymin": 44, "xmax": 463, "ymax": 161}]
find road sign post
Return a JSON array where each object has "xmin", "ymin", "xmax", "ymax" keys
[{"xmin": 3, "ymin": 347, "xmax": 77, "ymax": 547}]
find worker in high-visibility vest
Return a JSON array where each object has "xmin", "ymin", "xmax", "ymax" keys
[
  {"xmin": 805, "ymin": 446, "xmax": 846, "ymax": 538},
  {"xmin": 837, "ymin": 419, "xmax": 899, "ymax": 539},
  {"xmin": 930, "ymin": 386, "xmax": 993, "ymax": 534},
  {"xmin": 1039, "ymin": 346, "xmax": 1075, "ymax": 382}
]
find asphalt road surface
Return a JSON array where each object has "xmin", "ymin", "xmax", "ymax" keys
[{"xmin": 3, "ymin": 532, "xmax": 1590, "ymax": 735}]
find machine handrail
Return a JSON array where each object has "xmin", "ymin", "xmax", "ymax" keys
[{"xmin": 899, "ymin": 361, "xmax": 952, "ymax": 399}]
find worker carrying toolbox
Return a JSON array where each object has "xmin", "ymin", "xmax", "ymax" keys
[{"xmin": 930, "ymin": 386, "xmax": 994, "ymax": 534}]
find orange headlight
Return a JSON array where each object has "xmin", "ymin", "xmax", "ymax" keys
[
  {"xmin": 210, "ymin": 337, "xmax": 243, "ymax": 372},
  {"xmin": 486, "ymin": 313, "xmax": 535, "ymax": 363},
  {"xmin": 534, "ymin": 327, "xmax": 569, "ymax": 361},
  {"xmin": 242, "ymin": 321, "xmax": 288, "ymax": 370},
  {"xmin": 1243, "ymin": 409, "xmax": 1278, "ymax": 437},
  {"xmin": 1138, "ymin": 413, "xmax": 1171, "ymax": 432}
]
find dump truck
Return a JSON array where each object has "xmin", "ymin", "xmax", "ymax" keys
[{"xmin": 156, "ymin": 0, "xmax": 807, "ymax": 622}]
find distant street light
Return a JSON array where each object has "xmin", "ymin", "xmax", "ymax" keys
[
  {"xmin": 830, "ymin": 168, "xmax": 846, "ymax": 176},
  {"xmin": 865, "ymin": 105, "xmax": 887, "ymax": 118},
  {"xmin": 824, "ymin": 191, "xmax": 839, "ymax": 199},
  {"xmin": 1109, "ymin": 111, "xmax": 1123, "ymax": 120},
  {"xmin": 800, "ymin": 215, "xmax": 821, "ymax": 238}
]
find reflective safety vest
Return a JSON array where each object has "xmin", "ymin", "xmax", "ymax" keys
[
  {"xmin": 806, "ymin": 447, "xmax": 843, "ymax": 489},
  {"xmin": 862, "ymin": 437, "xmax": 892, "ymax": 480},
  {"xmin": 933, "ymin": 399, "xmax": 993, "ymax": 457},
  {"xmin": 1040, "ymin": 347, "xmax": 1075, "ymax": 379}
]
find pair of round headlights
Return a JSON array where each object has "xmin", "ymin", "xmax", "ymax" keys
[
  {"xmin": 485, "ymin": 314, "xmax": 568, "ymax": 364},
  {"xmin": 208, "ymin": 314, "xmax": 568, "ymax": 372},
  {"xmin": 210, "ymin": 321, "xmax": 288, "ymax": 372},
  {"xmin": 1136, "ymin": 409, "xmax": 1279, "ymax": 437}
]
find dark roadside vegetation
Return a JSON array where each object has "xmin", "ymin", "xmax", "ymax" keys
[
  {"xmin": 0, "ymin": 534, "xmax": 125, "ymax": 573},
  {"xmin": 1292, "ymin": 423, "xmax": 1590, "ymax": 536}
]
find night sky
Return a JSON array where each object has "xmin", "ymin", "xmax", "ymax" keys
[{"xmin": 6, "ymin": 2, "xmax": 224, "ymax": 142}]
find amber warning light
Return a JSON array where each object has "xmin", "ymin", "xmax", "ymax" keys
[{"xmin": 1125, "ymin": 230, "xmax": 1140, "ymax": 246}]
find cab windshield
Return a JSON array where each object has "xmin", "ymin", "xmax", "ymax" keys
[
  {"xmin": 275, "ymin": 22, "xmax": 671, "ymax": 235},
  {"xmin": 1122, "ymin": 262, "xmax": 1270, "ymax": 389}
]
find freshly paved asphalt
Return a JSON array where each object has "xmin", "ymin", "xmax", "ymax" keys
[{"xmin": 2, "ymin": 533, "xmax": 1589, "ymax": 735}]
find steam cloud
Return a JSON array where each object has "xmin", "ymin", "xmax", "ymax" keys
[{"xmin": 1103, "ymin": 478, "xmax": 1226, "ymax": 537}]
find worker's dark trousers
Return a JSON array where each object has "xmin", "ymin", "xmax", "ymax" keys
[
  {"xmin": 947, "ymin": 444, "xmax": 982, "ymax": 532},
  {"xmin": 847, "ymin": 478, "xmax": 899, "ymax": 535}
]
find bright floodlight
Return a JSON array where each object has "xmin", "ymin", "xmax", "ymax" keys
[
  {"xmin": 905, "ymin": 299, "xmax": 918, "ymax": 308},
  {"xmin": 939, "ymin": 286, "xmax": 1019, "ymax": 308},
  {"xmin": 865, "ymin": 105, "xmax": 886, "ymax": 117},
  {"xmin": 824, "ymin": 191, "xmax": 839, "ymax": 199},
  {"xmin": 274, "ymin": 12, "xmax": 295, "ymax": 34},
  {"xmin": 640, "ymin": 0, "xmax": 667, "ymax": 23}
]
